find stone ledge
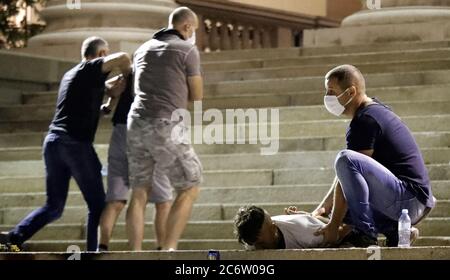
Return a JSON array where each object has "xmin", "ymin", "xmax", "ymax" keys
[
  {"xmin": 0, "ymin": 246, "xmax": 449, "ymax": 260},
  {"xmin": 303, "ymin": 21, "xmax": 450, "ymax": 47}
]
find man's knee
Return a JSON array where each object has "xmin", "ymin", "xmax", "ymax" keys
[
  {"xmin": 46, "ymin": 203, "xmax": 65, "ymax": 222},
  {"xmin": 130, "ymin": 186, "xmax": 149, "ymax": 206},
  {"xmin": 334, "ymin": 149, "xmax": 355, "ymax": 173},
  {"xmin": 177, "ymin": 186, "xmax": 200, "ymax": 201},
  {"xmin": 108, "ymin": 201, "xmax": 126, "ymax": 213},
  {"xmin": 155, "ymin": 201, "xmax": 172, "ymax": 212}
]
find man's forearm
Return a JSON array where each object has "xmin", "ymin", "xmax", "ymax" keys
[
  {"xmin": 105, "ymin": 75, "xmax": 125, "ymax": 98},
  {"xmin": 101, "ymin": 96, "xmax": 119, "ymax": 114},
  {"xmin": 329, "ymin": 180, "xmax": 348, "ymax": 228},
  {"xmin": 315, "ymin": 177, "xmax": 339, "ymax": 215}
]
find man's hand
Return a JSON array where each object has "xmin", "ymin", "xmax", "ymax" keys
[
  {"xmin": 314, "ymin": 222, "xmax": 340, "ymax": 246},
  {"xmin": 284, "ymin": 206, "xmax": 309, "ymax": 215},
  {"xmin": 311, "ymin": 207, "xmax": 327, "ymax": 218},
  {"xmin": 100, "ymin": 104, "xmax": 112, "ymax": 115},
  {"xmin": 106, "ymin": 75, "xmax": 126, "ymax": 98}
]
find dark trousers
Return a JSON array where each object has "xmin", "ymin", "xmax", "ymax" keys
[{"xmin": 10, "ymin": 132, "xmax": 105, "ymax": 251}]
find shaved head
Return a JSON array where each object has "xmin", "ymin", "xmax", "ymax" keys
[
  {"xmin": 81, "ymin": 36, "xmax": 108, "ymax": 59},
  {"xmin": 325, "ymin": 64, "xmax": 366, "ymax": 93},
  {"xmin": 169, "ymin": 7, "xmax": 197, "ymax": 28}
]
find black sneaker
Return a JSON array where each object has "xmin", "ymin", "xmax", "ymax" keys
[
  {"xmin": 0, "ymin": 232, "xmax": 21, "ymax": 252},
  {"xmin": 0, "ymin": 231, "xmax": 22, "ymax": 253},
  {"xmin": 0, "ymin": 232, "xmax": 10, "ymax": 245},
  {"xmin": 339, "ymin": 230, "xmax": 378, "ymax": 248}
]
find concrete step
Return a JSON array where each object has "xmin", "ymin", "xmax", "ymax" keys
[
  {"xmin": 1, "ymin": 131, "xmax": 449, "ymax": 161},
  {"xmin": 194, "ymin": 148, "xmax": 450, "ymax": 171},
  {"xmin": 0, "ymin": 203, "xmax": 230, "ymax": 225},
  {"xmin": 200, "ymin": 40, "xmax": 450, "ymax": 62},
  {"xmin": 204, "ymin": 59, "xmax": 450, "ymax": 83},
  {"xmin": 1, "ymin": 217, "xmax": 448, "ymax": 242},
  {"xmin": 22, "ymin": 91, "xmax": 57, "ymax": 105},
  {"xmin": 196, "ymin": 84, "xmax": 450, "ymax": 109},
  {"xmin": 204, "ymin": 70, "xmax": 450, "ymax": 95},
  {"xmin": 273, "ymin": 166, "xmax": 450, "ymax": 186},
  {"xmin": 201, "ymin": 48, "xmax": 301, "ymax": 62},
  {"xmin": 0, "ymin": 176, "xmax": 447, "ymax": 206},
  {"xmin": 0, "ymin": 114, "xmax": 448, "ymax": 148},
  {"xmin": 0, "ymin": 221, "xmax": 234, "ymax": 241},
  {"xmin": 11, "ymin": 238, "xmax": 450, "ymax": 253},
  {"xmin": 2, "ymin": 100, "xmax": 450, "ymax": 134},
  {"xmin": 18, "ymin": 132, "xmax": 450, "ymax": 161},
  {"xmin": 274, "ymin": 115, "xmax": 450, "ymax": 138},
  {"xmin": 266, "ymin": 48, "xmax": 450, "ymax": 69},
  {"xmin": 2, "ymin": 200, "xmax": 448, "ymax": 226},
  {"xmin": 163, "ymin": 115, "xmax": 450, "ymax": 140},
  {"xmin": 272, "ymin": 101, "xmax": 450, "ymax": 123},
  {"xmin": 202, "ymin": 48, "xmax": 450, "ymax": 72},
  {"xmin": 300, "ymin": 40, "xmax": 450, "ymax": 56},
  {"xmin": 1, "ymin": 148, "xmax": 448, "ymax": 177},
  {"xmin": 2, "ymin": 99, "xmax": 449, "ymax": 124},
  {"xmin": 0, "ymin": 80, "xmax": 50, "ymax": 97},
  {"xmin": 23, "ymin": 238, "xmax": 243, "ymax": 251},
  {"xmin": 1, "ymin": 246, "xmax": 450, "ymax": 259},
  {"xmin": 22, "ymin": 84, "xmax": 450, "ymax": 110}
]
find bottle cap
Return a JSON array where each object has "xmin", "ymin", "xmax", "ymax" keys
[{"xmin": 402, "ymin": 209, "xmax": 408, "ymax": 214}]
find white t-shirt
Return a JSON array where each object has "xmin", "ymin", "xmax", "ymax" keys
[{"xmin": 272, "ymin": 214, "xmax": 325, "ymax": 249}]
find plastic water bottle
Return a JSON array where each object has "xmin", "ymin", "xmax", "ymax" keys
[
  {"xmin": 398, "ymin": 209, "xmax": 411, "ymax": 247},
  {"xmin": 101, "ymin": 165, "xmax": 108, "ymax": 177}
]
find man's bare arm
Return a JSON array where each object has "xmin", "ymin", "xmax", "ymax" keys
[
  {"xmin": 315, "ymin": 149, "xmax": 374, "ymax": 244},
  {"xmin": 105, "ymin": 75, "xmax": 126, "ymax": 98},
  {"xmin": 101, "ymin": 52, "xmax": 132, "ymax": 76},
  {"xmin": 329, "ymin": 180, "xmax": 348, "ymax": 229},
  {"xmin": 101, "ymin": 96, "xmax": 120, "ymax": 115},
  {"xmin": 187, "ymin": 75, "xmax": 203, "ymax": 101},
  {"xmin": 313, "ymin": 177, "xmax": 339, "ymax": 217},
  {"xmin": 313, "ymin": 149, "xmax": 372, "ymax": 217}
]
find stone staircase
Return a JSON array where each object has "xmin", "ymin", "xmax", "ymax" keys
[{"xmin": 0, "ymin": 40, "xmax": 450, "ymax": 257}]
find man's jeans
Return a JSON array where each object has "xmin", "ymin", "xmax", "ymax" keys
[
  {"xmin": 335, "ymin": 150, "xmax": 427, "ymax": 240},
  {"xmin": 9, "ymin": 132, "xmax": 105, "ymax": 251}
]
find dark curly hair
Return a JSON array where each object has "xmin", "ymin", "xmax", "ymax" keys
[{"xmin": 233, "ymin": 205, "xmax": 266, "ymax": 245}]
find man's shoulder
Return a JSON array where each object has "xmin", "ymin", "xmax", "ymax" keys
[
  {"xmin": 134, "ymin": 38, "xmax": 196, "ymax": 61},
  {"xmin": 60, "ymin": 62, "xmax": 84, "ymax": 84},
  {"xmin": 167, "ymin": 38, "xmax": 197, "ymax": 55},
  {"xmin": 356, "ymin": 102, "xmax": 394, "ymax": 121},
  {"xmin": 69, "ymin": 58, "xmax": 104, "ymax": 76}
]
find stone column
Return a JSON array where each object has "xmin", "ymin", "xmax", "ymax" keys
[
  {"xmin": 22, "ymin": 0, "xmax": 178, "ymax": 60},
  {"xmin": 303, "ymin": 0, "xmax": 450, "ymax": 47}
]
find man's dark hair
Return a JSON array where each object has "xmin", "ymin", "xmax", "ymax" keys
[
  {"xmin": 81, "ymin": 36, "xmax": 107, "ymax": 59},
  {"xmin": 325, "ymin": 64, "xmax": 366, "ymax": 92},
  {"xmin": 234, "ymin": 205, "xmax": 265, "ymax": 245}
]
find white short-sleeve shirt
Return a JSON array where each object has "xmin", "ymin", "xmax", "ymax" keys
[{"xmin": 272, "ymin": 214, "xmax": 325, "ymax": 249}]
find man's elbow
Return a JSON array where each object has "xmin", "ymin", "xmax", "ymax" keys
[
  {"xmin": 108, "ymin": 90, "xmax": 121, "ymax": 98},
  {"xmin": 119, "ymin": 52, "xmax": 131, "ymax": 64},
  {"xmin": 119, "ymin": 53, "xmax": 132, "ymax": 72},
  {"xmin": 190, "ymin": 92, "xmax": 203, "ymax": 102}
]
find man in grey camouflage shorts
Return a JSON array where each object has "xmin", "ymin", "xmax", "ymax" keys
[
  {"xmin": 126, "ymin": 7, "xmax": 203, "ymax": 251},
  {"xmin": 98, "ymin": 74, "xmax": 174, "ymax": 251}
]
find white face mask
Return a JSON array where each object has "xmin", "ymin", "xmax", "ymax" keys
[
  {"xmin": 187, "ymin": 31, "xmax": 196, "ymax": 45},
  {"xmin": 324, "ymin": 88, "xmax": 354, "ymax": 116}
]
